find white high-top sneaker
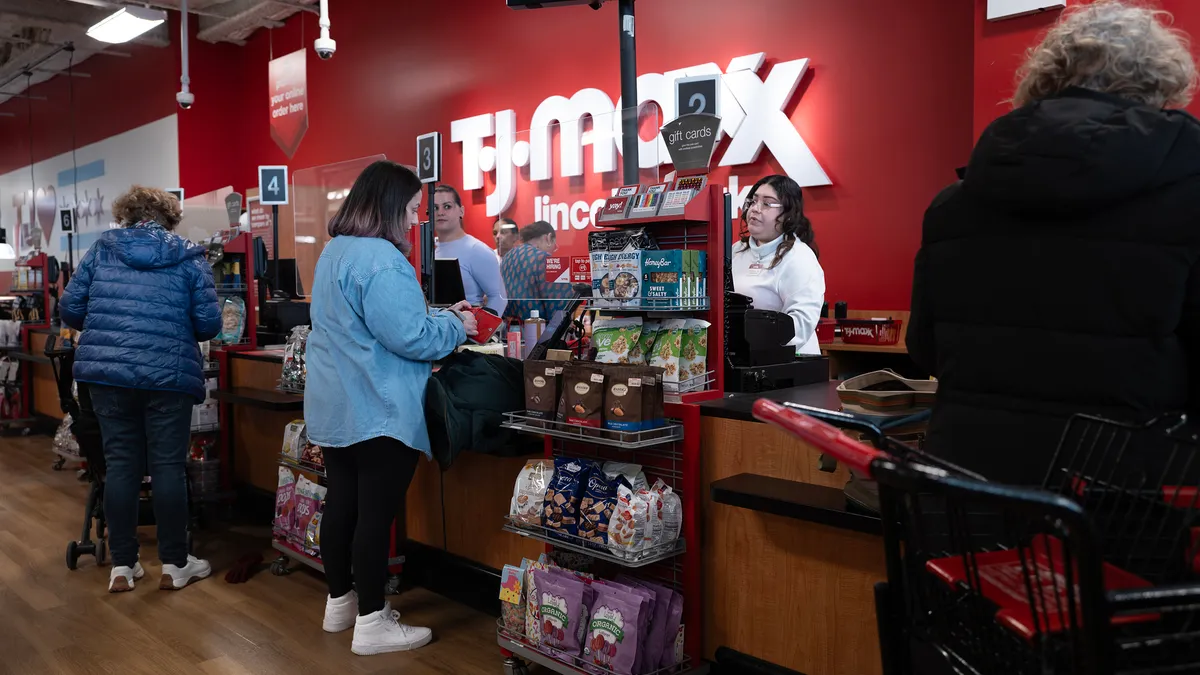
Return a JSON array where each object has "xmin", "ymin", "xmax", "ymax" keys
[
  {"xmin": 323, "ymin": 590, "xmax": 358, "ymax": 633},
  {"xmin": 351, "ymin": 602, "xmax": 433, "ymax": 655},
  {"xmin": 159, "ymin": 555, "xmax": 211, "ymax": 590},
  {"xmin": 108, "ymin": 561, "xmax": 145, "ymax": 593}
]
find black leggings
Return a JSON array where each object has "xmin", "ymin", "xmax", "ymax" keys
[{"xmin": 322, "ymin": 437, "xmax": 420, "ymax": 616}]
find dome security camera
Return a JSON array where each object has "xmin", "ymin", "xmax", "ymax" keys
[
  {"xmin": 314, "ymin": 36, "xmax": 336, "ymax": 60},
  {"xmin": 176, "ymin": 90, "xmax": 194, "ymax": 110}
]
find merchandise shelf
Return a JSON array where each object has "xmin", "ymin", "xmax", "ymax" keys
[
  {"xmin": 503, "ymin": 517, "xmax": 684, "ymax": 568},
  {"xmin": 278, "ymin": 455, "xmax": 326, "ymax": 478},
  {"xmin": 502, "ymin": 412, "xmax": 683, "ymax": 450},
  {"xmin": 497, "ymin": 619, "xmax": 693, "ymax": 675}
]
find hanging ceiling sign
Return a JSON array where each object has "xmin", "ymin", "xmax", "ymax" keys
[{"xmin": 268, "ymin": 49, "xmax": 309, "ymax": 158}]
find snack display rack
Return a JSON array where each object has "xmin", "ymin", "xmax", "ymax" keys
[
  {"xmin": 497, "ymin": 185, "xmax": 726, "ymax": 675},
  {"xmin": 2, "ymin": 253, "xmax": 51, "ymax": 427},
  {"xmin": 211, "ymin": 233, "xmax": 258, "ymax": 351}
]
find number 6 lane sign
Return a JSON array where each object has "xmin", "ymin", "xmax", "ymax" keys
[
  {"xmin": 259, "ymin": 165, "xmax": 289, "ymax": 206},
  {"xmin": 416, "ymin": 132, "xmax": 441, "ymax": 184}
]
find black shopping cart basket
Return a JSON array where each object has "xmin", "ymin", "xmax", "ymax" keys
[{"xmin": 753, "ymin": 399, "xmax": 1200, "ymax": 675}]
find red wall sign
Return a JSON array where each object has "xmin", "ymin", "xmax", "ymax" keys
[{"xmin": 268, "ymin": 49, "xmax": 309, "ymax": 159}]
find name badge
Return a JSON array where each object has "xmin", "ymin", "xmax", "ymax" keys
[{"xmin": 747, "ymin": 262, "xmax": 765, "ymax": 277}]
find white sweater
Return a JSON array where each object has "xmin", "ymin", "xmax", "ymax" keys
[{"xmin": 731, "ymin": 234, "xmax": 825, "ymax": 356}]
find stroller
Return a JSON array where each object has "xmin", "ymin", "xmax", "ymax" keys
[{"xmin": 48, "ymin": 335, "xmax": 193, "ymax": 570}]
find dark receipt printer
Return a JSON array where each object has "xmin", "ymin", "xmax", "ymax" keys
[{"xmin": 724, "ymin": 292, "xmax": 828, "ymax": 393}]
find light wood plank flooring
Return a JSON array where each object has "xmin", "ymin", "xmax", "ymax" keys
[{"xmin": 0, "ymin": 435, "xmax": 508, "ymax": 675}]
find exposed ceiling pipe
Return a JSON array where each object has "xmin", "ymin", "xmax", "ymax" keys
[
  {"xmin": 177, "ymin": 0, "xmax": 193, "ymax": 108},
  {"xmin": 60, "ymin": 0, "xmax": 230, "ymax": 19}
]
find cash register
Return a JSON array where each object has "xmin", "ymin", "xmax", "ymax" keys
[{"xmin": 724, "ymin": 292, "xmax": 829, "ymax": 392}]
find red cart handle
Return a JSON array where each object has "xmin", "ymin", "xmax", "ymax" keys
[{"xmin": 752, "ymin": 399, "xmax": 886, "ymax": 477}]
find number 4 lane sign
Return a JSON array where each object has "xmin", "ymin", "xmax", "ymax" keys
[{"xmin": 259, "ymin": 165, "xmax": 289, "ymax": 206}]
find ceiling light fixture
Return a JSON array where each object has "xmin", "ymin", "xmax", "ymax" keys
[{"xmin": 87, "ymin": 7, "xmax": 167, "ymax": 44}]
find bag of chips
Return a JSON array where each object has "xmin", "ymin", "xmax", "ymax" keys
[
  {"xmin": 593, "ymin": 316, "xmax": 643, "ymax": 364},
  {"xmin": 274, "ymin": 467, "xmax": 296, "ymax": 535},
  {"xmin": 586, "ymin": 583, "xmax": 646, "ymax": 675},
  {"xmin": 543, "ymin": 458, "xmax": 596, "ymax": 539},
  {"xmin": 510, "ymin": 459, "xmax": 554, "ymax": 527}
]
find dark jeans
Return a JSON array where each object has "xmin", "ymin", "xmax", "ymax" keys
[
  {"xmin": 322, "ymin": 437, "xmax": 420, "ymax": 615},
  {"xmin": 90, "ymin": 385, "xmax": 193, "ymax": 568}
]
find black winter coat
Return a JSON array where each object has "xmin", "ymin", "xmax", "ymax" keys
[
  {"xmin": 908, "ymin": 88, "xmax": 1200, "ymax": 484},
  {"xmin": 424, "ymin": 350, "xmax": 542, "ymax": 469}
]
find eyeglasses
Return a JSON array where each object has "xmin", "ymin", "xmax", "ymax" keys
[{"xmin": 745, "ymin": 198, "xmax": 783, "ymax": 211}]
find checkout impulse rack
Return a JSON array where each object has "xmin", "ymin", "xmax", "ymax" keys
[{"xmin": 496, "ymin": 185, "xmax": 728, "ymax": 675}]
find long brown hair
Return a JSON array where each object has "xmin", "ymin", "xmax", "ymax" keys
[
  {"xmin": 327, "ymin": 161, "xmax": 421, "ymax": 254},
  {"xmin": 739, "ymin": 175, "xmax": 817, "ymax": 269}
]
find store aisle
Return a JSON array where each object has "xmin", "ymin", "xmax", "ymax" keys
[{"xmin": 0, "ymin": 435, "xmax": 506, "ymax": 675}]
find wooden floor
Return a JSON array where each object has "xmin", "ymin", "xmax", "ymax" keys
[{"xmin": 0, "ymin": 434, "xmax": 509, "ymax": 675}]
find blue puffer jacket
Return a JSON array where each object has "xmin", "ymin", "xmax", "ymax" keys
[{"xmin": 61, "ymin": 222, "xmax": 222, "ymax": 402}]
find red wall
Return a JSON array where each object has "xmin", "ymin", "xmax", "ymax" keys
[
  {"xmin": 2, "ymin": 1, "xmax": 978, "ymax": 311},
  {"xmin": 199, "ymin": 0, "xmax": 974, "ymax": 310},
  {"xmin": 974, "ymin": 0, "xmax": 1200, "ymax": 138}
]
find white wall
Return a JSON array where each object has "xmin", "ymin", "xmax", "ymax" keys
[{"xmin": 0, "ymin": 115, "xmax": 180, "ymax": 263}]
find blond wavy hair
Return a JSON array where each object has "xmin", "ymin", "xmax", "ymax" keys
[
  {"xmin": 1014, "ymin": 0, "xmax": 1199, "ymax": 109},
  {"xmin": 112, "ymin": 186, "xmax": 183, "ymax": 230}
]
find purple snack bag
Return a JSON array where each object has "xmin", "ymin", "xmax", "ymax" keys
[
  {"xmin": 587, "ymin": 584, "xmax": 645, "ymax": 675},
  {"xmin": 535, "ymin": 570, "xmax": 588, "ymax": 656},
  {"xmin": 617, "ymin": 576, "xmax": 672, "ymax": 670},
  {"xmin": 660, "ymin": 590, "xmax": 684, "ymax": 669},
  {"xmin": 602, "ymin": 580, "xmax": 654, "ymax": 673}
]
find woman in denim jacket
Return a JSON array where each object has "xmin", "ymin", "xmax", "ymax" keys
[{"xmin": 304, "ymin": 161, "xmax": 477, "ymax": 656}]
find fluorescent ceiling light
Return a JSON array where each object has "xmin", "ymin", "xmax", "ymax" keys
[{"xmin": 87, "ymin": 7, "xmax": 166, "ymax": 44}]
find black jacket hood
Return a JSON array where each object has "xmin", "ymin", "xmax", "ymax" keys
[{"xmin": 964, "ymin": 87, "xmax": 1200, "ymax": 216}]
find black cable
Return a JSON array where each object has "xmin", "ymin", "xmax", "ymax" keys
[{"xmin": 68, "ymin": 44, "xmax": 78, "ymax": 265}]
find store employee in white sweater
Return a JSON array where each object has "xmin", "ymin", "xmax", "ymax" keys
[{"xmin": 732, "ymin": 175, "xmax": 825, "ymax": 355}]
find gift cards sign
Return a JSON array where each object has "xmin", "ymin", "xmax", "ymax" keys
[{"xmin": 661, "ymin": 114, "xmax": 721, "ymax": 173}]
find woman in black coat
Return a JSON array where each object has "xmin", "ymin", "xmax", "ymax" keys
[{"xmin": 908, "ymin": 1, "xmax": 1200, "ymax": 484}]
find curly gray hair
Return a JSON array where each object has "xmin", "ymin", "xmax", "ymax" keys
[{"xmin": 1014, "ymin": 0, "xmax": 1198, "ymax": 109}]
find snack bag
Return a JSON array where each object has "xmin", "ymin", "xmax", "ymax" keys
[
  {"xmin": 562, "ymin": 365, "xmax": 605, "ymax": 430},
  {"xmin": 640, "ymin": 367, "xmax": 666, "ymax": 430},
  {"xmin": 543, "ymin": 458, "xmax": 596, "ymax": 539},
  {"xmin": 630, "ymin": 319, "xmax": 660, "ymax": 364},
  {"xmin": 525, "ymin": 559, "xmax": 552, "ymax": 644},
  {"xmin": 577, "ymin": 471, "xmax": 618, "ymax": 548},
  {"xmin": 599, "ymin": 580, "xmax": 654, "ymax": 673},
  {"xmin": 654, "ymin": 479, "xmax": 683, "ymax": 544},
  {"xmin": 679, "ymin": 319, "xmax": 711, "ymax": 392},
  {"xmin": 617, "ymin": 576, "xmax": 674, "ymax": 670},
  {"xmin": 535, "ymin": 570, "xmax": 589, "ymax": 655},
  {"xmin": 510, "ymin": 459, "xmax": 554, "ymax": 527},
  {"xmin": 274, "ymin": 467, "xmax": 296, "ymax": 534},
  {"xmin": 661, "ymin": 591, "xmax": 685, "ymax": 668},
  {"xmin": 500, "ymin": 563, "xmax": 527, "ymax": 633},
  {"xmin": 281, "ymin": 420, "xmax": 308, "ymax": 461},
  {"xmin": 639, "ymin": 488, "xmax": 665, "ymax": 551},
  {"xmin": 300, "ymin": 443, "xmax": 324, "ymax": 468},
  {"xmin": 593, "ymin": 317, "xmax": 643, "ymax": 364},
  {"xmin": 218, "ymin": 296, "xmax": 247, "ymax": 344},
  {"xmin": 602, "ymin": 461, "xmax": 649, "ymax": 493},
  {"xmin": 603, "ymin": 366, "xmax": 646, "ymax": 432},
  {"xmin": 587, "ymin": 584, "xmax": 646, "ymax": 675},
  {"xmin": 279, "ymin": 324, "xmax": 310, "ymax": 391},
  {"xmin": 524, "ymin": 360, "xmax": 562, "ymax": 428},
  {"xmin": 649, "ymin": 319, "xmax": 687, "ymax": 387},
  {"xmin": 607, "ymin": 483, "xmax": 648, "ymax": 558},
  {"xmin": 304, "ymin": 508, "xmax": 323, "ymax": 558},
  {"xmin": 291, "ymin": 476, "xmax": 325, "ymax": 546}
]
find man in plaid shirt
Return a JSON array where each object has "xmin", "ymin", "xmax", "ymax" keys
[{"xmin": 501, "ymin": 221, "xmax": 576, "ymax": 321}]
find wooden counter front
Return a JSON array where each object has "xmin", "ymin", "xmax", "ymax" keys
[
  {"xmin": 226, "ymin": 353, "xmax": 543, "ymax": 571},
  {"xmin": 702, "ymin": 415, "xmax": 887, "ymax": 675}
]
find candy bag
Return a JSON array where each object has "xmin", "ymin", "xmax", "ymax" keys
[
  {"xmin": 274, "ymin": 467, "xmax": 296, "ymax": 534},
  {"xmin": 587, "ymin": 583, "xmax": 645, "ymax": 675}
]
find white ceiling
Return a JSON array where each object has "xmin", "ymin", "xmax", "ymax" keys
[{"xmin": 0, "ymin": 0, "xmax": 317, "ymax": 105}]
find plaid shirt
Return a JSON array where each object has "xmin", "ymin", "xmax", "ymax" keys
[{"xmin": 500, "ymin": 243, "xmax": 575, "ymax": 321}]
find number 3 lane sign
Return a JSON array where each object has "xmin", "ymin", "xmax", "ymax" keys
[
  {"xmin": 416, "ymin": 132, "xmax": 441, "ymax": 184},
  {"xmin": 259, "ymin": 165, "xmax": 289, "ymax": 206}
]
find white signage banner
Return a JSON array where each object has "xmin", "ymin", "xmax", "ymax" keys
[{"xmin": 0, "ymin": 115, "xmax": 181, "ymax": 260}]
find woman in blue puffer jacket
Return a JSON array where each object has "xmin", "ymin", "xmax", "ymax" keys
[{"xmin": 61, "ymin": 186, "xmax": 221, "ymax": 593}]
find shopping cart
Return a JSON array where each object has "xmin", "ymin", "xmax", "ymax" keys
[
  {"xmin": 48, "ymin": 335, "xmax": 196, "ymax": 570},
  {"xmin": 752, "ymin": 399, "xmax": 1200, "ymax": 675}
]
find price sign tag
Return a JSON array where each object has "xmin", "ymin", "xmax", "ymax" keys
[
  {"xmin": 416, "ymin": 132, "xmax": 442, "ymax": 184},
  {"xmin": 258, "ymin": 165, "xmax": 289, "ymax": 206}
]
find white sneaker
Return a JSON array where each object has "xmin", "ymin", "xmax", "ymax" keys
[
  {"xmin": 159, "ymin": 555, "xmax": 211, "ymax": 590},
  {"xmin": 108, "ymin": 561, "xmax": 144, "ymax": 593},
  {"xmin": 351, "ymin": 602, "xmax": 433, "ymax": 655},
  {"xmin": 323, "ymin": 590, "xmax": 358, "ymax": 633}
]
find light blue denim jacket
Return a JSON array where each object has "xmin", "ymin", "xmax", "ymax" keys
[{"xmin": 304, "ymin": 236, "xmax": 466, "ymax": 457}]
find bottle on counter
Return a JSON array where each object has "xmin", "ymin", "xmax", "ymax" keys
[{"xmin": 522, "ymin": 310, "xmax": 545, "ymax": 359}]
